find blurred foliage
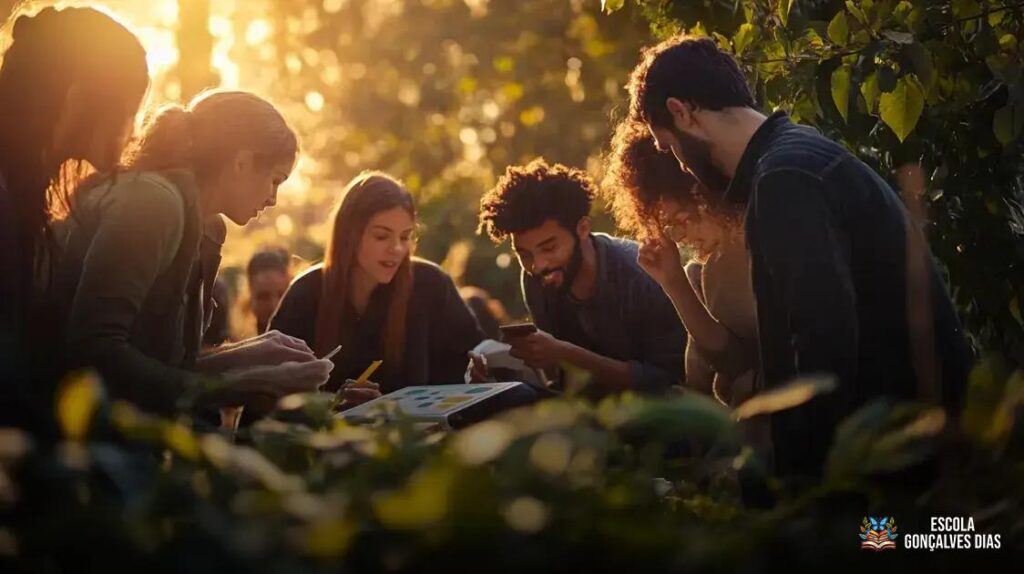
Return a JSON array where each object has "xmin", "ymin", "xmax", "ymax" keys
[
  {"xmin": 608, "ymin": 0, "xmax": 1024, "ymax": 365},
  {"xmin": 2, "ymin": 360, "xmax": 1023, "ymax": 571},
  {"xmin": 202, "ymin": 0, "xmax": 657, "ymax": 319}
]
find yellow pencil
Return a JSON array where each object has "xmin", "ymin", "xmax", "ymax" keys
[{"xmin": 352, "ymin": 359, "xmax": 383, "ymax": 387}]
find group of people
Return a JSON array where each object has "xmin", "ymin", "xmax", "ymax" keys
[{"xmin": 0, "ymin": 6, "xmax": 971, "ymax": 478}]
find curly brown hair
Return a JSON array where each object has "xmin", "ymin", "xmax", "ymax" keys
[
  {"xmin": 602, "ymin": 119, "xmax": 699, "ymax": 240},
  {"xmin": 602, "ymin": 119, "xmax": 742, "ymax": 249},
  {"xmin": 478, "ymin": 158, "xmax": 594, "ymax": 243}
]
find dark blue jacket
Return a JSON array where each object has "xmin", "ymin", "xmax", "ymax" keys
[
  {"xmin": 522, "ymin": 233, "xmax": 686, "ymax": 393},
  {"xmin": 726, "ymin": 111, "xmax": 971, "ymax": 476}
]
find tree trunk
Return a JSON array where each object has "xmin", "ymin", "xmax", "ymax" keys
[{"xmin": 175, "ymin": 0, "xmax": 216, "ymax": 101}]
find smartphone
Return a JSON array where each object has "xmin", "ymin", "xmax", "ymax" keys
[{"xmin": 499, "ymin": 322, "xmax": 537, "ymax": 340}]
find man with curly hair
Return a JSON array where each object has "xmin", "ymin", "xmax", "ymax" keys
[
  {"xmin": 626, "ymin": 35, "xmax": 971, "ymax": 477},
  {"xmin": 478, "ymin": 158, "xmax": 685, "ymax": 394}
]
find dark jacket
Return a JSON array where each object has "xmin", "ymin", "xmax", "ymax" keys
[
  {"xmin": 521, "ymin": 233, "xmax": 686, "ymax": 393},
  {"xmin": 725, "ymin": 111, "xmax": 972, "ymax": 476},
  {"xmin": 269, "ymin": 259, "xmax": 485, "ymax": 393},
  {"xmin": 53, "ymin": 170, "xmax": 224, "ymax": 415}
]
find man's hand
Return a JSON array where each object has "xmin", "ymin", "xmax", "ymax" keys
[
  {"xmin": 508, "ymin": 330, "xmax": 567, "ymax": 369},
  {"xmin": 467, "ymin": 352, "xmax": 489, "ymax": 382},
  {"xmin": 638, "ymin": 231, "xmax": 686, "ymax": 290},
  {"xmin": 196, "ymin": 330, "xmax": 315, "ymax": 374}
]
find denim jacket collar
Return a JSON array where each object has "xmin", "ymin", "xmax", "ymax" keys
[{"xmin": 724, "ymin": 110, "xmax": 791, "ymax": 204}]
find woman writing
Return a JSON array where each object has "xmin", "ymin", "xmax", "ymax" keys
[
  {"xmin": 270, "ymin": 172, "xmax": 486, "ymax": 407},
  {"xmin": 54, "ymin": 90, "xmax": 331, "ymax": 418}
]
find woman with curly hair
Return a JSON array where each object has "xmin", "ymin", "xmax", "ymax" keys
[{"xmin": 603, "ymin": 119, "xmax": 758, "ymax": 410}]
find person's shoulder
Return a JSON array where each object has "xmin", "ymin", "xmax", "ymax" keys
[
  {"xmin": 410, "ymin": 257, "xmax": 452, "ymax": 283},
  {"xmin": 595, "ymin": 233, "xmax": 645, "ymax": 274},
  {"xmin": 756, "ymin": 122, "xmax": 850, "ymax": 179},
  {"xmin": 594, "ymin": 232, "xmax": 641, "ymax": 260},
  {"xmin": 101, "ymin": 170, "xmax": 185, "ymax": 211},
  {"xmin": 289, "ymin": 263, "xmax": 325, "ymax": 291}
]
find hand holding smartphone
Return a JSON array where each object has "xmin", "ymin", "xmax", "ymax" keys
[{"xmin": 499, "ymin": 322, "xmax": 537, "ymax": 341}]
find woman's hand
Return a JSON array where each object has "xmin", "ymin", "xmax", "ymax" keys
[
  {"xmin": 211, "ymin": 359, "xmax": 334, "ymax": 408},
  {"xmin": 196, "ymin": 330, "xmax": 315, "ymax": 374},
  {"xmin": 335, "ymin": 379, "xmax": 382, "ymax": 410},
  {"xmin": 638, "ymin": 231, "xmax": 686, "ymax": 290}
]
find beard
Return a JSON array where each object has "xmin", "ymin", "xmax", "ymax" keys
[
  {"xmin": 538, "ymin": 234, "xmax": 584, "ymax": 297},
  {"xmin": 669, "ymin": 125, "xmax": 732, "ymax": 198}
]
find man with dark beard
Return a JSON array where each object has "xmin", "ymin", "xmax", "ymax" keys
[
  {"xmin": 478, "ymin": 159, "xmax": 685, "ymax": 395},
  {"xmin": 626, "ymin": 35, "xmax": 971, "ymax": 477}
]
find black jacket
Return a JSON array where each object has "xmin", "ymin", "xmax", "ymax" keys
[
  {"xmin": 270, "ymin": 259, "xmax": 485, "ymax": 393},
  {"xmin": 726, "ymin": 111, "xmax": 972, "ymax": 476}
]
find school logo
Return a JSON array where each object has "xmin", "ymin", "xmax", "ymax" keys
[{"xmin": 860, "ymin": 516, "xmax": 898, "ymax": 551}]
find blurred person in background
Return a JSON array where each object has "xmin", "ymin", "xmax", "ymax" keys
[{"xmin": 247, "ymin": 246, "xmax": 292, "ymax": 335}]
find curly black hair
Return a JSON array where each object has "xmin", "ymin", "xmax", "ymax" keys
[
  {"xmin": 627, "ymin": 35, "xmax": 754, "ymax": 129},
  {"xmin": 478, "ymin": 158, "xmax": 594, "ymax": 243}
]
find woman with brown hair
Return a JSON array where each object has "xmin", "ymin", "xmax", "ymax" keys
[
  {"xmin": 270, "ymin": 172, "xmax": 486, "ymax": 407},
  {"xmin": 0, "ymin": 6, "xmax": 149, "ymax": 433},
  {"xmin": 54, "ymin": 90, "xmax": 332, "ymax": 417},
  {"xmin": 604, "ymin": 119, "xmax": 758, "ymax": 410}
]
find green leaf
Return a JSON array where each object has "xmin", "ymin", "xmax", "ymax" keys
[
  {"xmin": 861, "ymin": 71, "xmax": 880, "ymax": 112},
  {"xmin": 952, "ymin": 0, "xmax": 982, "ymax": 19},
  {"xmin": 879, "ymin": 75, "xmax": 924, "ymax": 142},
  {"xmin": 845, "ymin": 0, "xmax": 868, "ymax": 24},
  {"xmin": 906, "ymin": 43, "xmax": 934, "ymax": 89},
  {"xmin": 57, "ymin": 371, "xmax": 104, "ymax": 441},
  {"xmin": 601, "ymin": 0, "xmax": 625, "ymax": 14},
  {"xmin": 826, "ymin": 401, "xmax": 947, "ymax": 479},
  {"xmin": 778, "ymin": 0, "xmax": 793, "ymax": 25},
  {"xmin": 619, "ymin": 394, "xmax": 737, "ymax": 444},
  {"xmin": 827, "ymin": 11, "xmax": 849, "ymax": 47},
  {"xmin": 734, "ymin": 23, "xmax": 756, "ymax": 56},
  {"xmin": 882, "ymin": 30, "xmax": 914, "ymax": 44},
  {"xmin": 993, "ymin": 104, "xmax": 1024, "ymax": 145},
  {"xmin": 831, "ymin": 66, "xmax": 852, "ymax": 122},
  {"xmin": 734, "ymin": 376, "xmax": 838, "ymax": 420}
]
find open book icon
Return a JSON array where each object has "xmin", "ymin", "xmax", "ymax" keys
[{"xmin": 465, "ymin": 339, "xmax": 551, "ymax": 391}]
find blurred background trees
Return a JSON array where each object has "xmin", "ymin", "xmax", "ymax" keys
[{"xmin": 89, "ymin": 0, "xmax": 652, "ymax": 321}]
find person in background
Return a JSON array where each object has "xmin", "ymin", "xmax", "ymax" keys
[
  {"xmin": 459, "ymin": 285, "xmax": 509, "ymax": 342},
  {"xmin": 247, "ymin": 246, "xmax": 292, "ymax": 334},
  {"xmin": 270, "ymin": 172, "xmax": 487, "ymax": 408},
  {"xmin": 54, "ymin": 90, "xmax": 332, "ymax": 419},
  {"xmin": 0, "ymin": 6, "xmax": 149, "ymax": 435},
  {"xmin": 627, "ymin": 35, "xmax": 971, "ymax": 476},
  {"xmin": 476, "ymin": 158, "xmax": 686, "ymax": 396}
]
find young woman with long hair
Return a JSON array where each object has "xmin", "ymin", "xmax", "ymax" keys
[
  {"xmin": 604, "ymin": 119, "xmax": 758, "ymax": 408},
  {"xmin": 270, "ymin": 172, "xmax": 486, "ymax": 406},
  {"xmin": 54, "ymin": 90, "xmax": 331, "ymax": 417},
  {"xmin": 0, "ymin": 6, "xmax": 149, "ymax": 432}
]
